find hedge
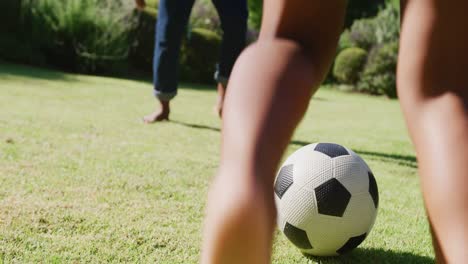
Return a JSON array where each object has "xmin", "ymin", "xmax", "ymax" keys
[{"xmin": 333, "ymin": 47, "xmax": 368, "ymax": 85}]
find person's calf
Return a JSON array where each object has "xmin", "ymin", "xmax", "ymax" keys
[{"xmin": 397, "ymin": 84, "xmax": 468, "ymax": 262}]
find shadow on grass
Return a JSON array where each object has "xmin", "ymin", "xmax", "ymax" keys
[
  {"xmin": 170, "ymin": 121, "xmax": 417, "ymax": 168},
  {"xmin": 290, "ymin": 140, "xmax": 417, "ymax": 169},
  {"xmin": 305, "ymin": 248, "xmax": 434, "ymax": 264},
  {"xmin": 0, "ymin": 61, "xmax": 74, "ymax": 81},
  {"xmin": 171, "ymin": 120, "xmax": 221, "ymax": 132}
]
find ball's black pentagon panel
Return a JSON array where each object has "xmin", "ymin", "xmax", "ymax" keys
[
  {"xmin": 284, "ymin": 222, "xmax": 313, "ymax": 249},
  {"xmin": 314, "ymin": 143, "xmax": 349, "ymax": 158},
  {"xmin": 274, "ymin": 164, "xmax": 294, "ymax": 199},
  {"xmin": 336, "ymin": 233, "xmax": 367, "ymax": 254},
  {"xmin": 315, "ymin": 178, "xmax": 351, "ymax": 217},
  {"xmin": 368, "ymin": 172, "xmax": 379, "ymax": 208}
]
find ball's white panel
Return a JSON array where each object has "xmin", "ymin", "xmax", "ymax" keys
[
  {"xmin": 278, "ymin": 185, "xmax": 317, "ymax": 231},
  {"xmin": 283, "ymin": 143, "xmax": 318, "ymax": 165},
  {"xmin": 304, "ymin": 215, "xmax": 349, "ymax": 256},
  {"xmin": 298, "ymin": 158, "xmax": 333, "ymax": 189},
  {"xmin": 282, "ymin": 144, "xmax": 333, "ymax": 192},
  {"xmin": 347, "ymin": 148, "xmax": 372, "ymax": 173},
  {"xmin": 275, "ymin": 194, "xmax": 287, "ymax": 230},
  {"xmin": 333, "ymin": 156, "xmax": 369, "ymax": 194},
  {"xmin": 342, "ymin": 192, "xmax": 377, "ymax": 236}
]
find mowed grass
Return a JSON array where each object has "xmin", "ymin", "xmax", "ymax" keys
[{"xmin": 0, "ymin": 62, "xmax": 434, "ymax": 263}]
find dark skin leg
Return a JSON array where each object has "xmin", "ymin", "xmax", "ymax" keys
[
  {"xmin": 398, "ymin": 0, "xmax": 468, "ymax": 262},
  {"xmin": 201, "ymin": 0, "xmax": 346, "ymax": 263},
  {"xmin": 143, "ymin": 100, "xmax": 170, "ymax": 124},
  {"xmin": 202, "ymin": 0, "xmax": 468, "ymax": 262},
  {"xmin": 215, "ymin": 82, "xmax": 226, "ymax": 118}
]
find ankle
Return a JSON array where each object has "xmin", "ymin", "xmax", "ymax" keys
[{"xmin": 159, "ymin": 100, "xmax": 170, "ymax": 114}]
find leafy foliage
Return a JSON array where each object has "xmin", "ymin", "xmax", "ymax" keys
[
  {"xmin": 358, "ymin": 41, "xmax": 399, "ymax": 98},
  {"xmin": 0, "ymin": 0, "xmax": 137, "ymax": 74},
  {"xmin": 180, "ymin": 28, "xmax": 222, "ymax": 83},
  {"xmin": 333, "ymin": 47, "xmax": 368, "ymax": 85},
  {"xmin": 248, "ymin": 0, "xmax": 263, "ymax": 30},
  {"xmin": 190, "ymin": 0, "xmax": 222, "ymax": 35},
  {"xmin": 333, "ymin": 3, "xmax": 400, "ymax": 97},
  {"xmin": 349, "ymin": 18, "xmax": 377, "ymax": 51},
  {"xmin": 23, "ymin": 0, "xmax": 137, "ymax": 73}
]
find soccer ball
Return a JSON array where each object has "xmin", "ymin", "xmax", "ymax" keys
[{"xmin": 274, "ymin": 143, "xmax": 379, "ymax": 256}]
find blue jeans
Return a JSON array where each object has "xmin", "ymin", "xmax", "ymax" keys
[{"xmin": 153, "ymin": 0, "xmax": 248, "ymax": 101}]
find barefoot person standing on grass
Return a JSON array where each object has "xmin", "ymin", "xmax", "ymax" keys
[
  {"xmin": 135, "ymin": 0, "xmax": 248, "ymax": 123},
  {"xmin": 201, "ymin": 0, "xmax": 468, "ymax": 263}
]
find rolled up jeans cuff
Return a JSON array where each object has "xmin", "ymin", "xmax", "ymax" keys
[{"xmin": 154, "ymin": 90, "xmax": 177, "ymax": 101}]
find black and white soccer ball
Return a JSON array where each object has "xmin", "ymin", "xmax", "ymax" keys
[{"xmin": 274, "ymin": 143, "xmax": 379, "ymax": 256}]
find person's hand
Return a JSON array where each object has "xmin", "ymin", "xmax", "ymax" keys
[{"xmin": 135, "ymin": 0, "xmax": 146, "ymax": 10}]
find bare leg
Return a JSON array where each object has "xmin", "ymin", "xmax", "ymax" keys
[
  {"xmin": 398, "ymin": 0, "xmax": 468, "ymax": 262},
  {"xmin": 201, "ymin": 1, "xmax": 346, "ymax": 263},
  {"xmin": 143, "ymin": 99, "xmax": 170, "ymax": 124},
  {"xmin": 215, "ymin": 82, "xmax": 226, "ymax": 118}
]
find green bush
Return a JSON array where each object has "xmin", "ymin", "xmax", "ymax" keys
[
  {"xmin": 349, "ymin": 18, "xmax": 377, "ymax": 51},
  {"xmin": 129, "ymin": 10, "xmax": 157, "ymax": 72},
  {"xmin": 332, "ymin": 3, "xmax": 400, "ymax": 96},
  {"xmin": 143, "ymin": 0, "xmax": 159, "ymax": 17},
  {"xmin": 190, "ymin": 0, "xmax": 222, "ymax": 35},
  {"xmin": 180, "ymin": 28, "xmax": 221, "ymax": 83},
  {"xmin": 373, "ymin": 4, "xmax": 400, "ymax": 45},
  {"xmin": 17, "ymin": 0, "xmax": 137, "ymax": 74},
  {"xmin": 128, "ymin": 0, "xmax": 159, "ymax": 73},
  {"xmin": 248, "ymin": 0, "xmax": 262, "ymax": 30},
  {"xmin": 348, "ymin": 3, "xmax": 399, "ymax": 51},
  {"xmin": 333, "ymin": 47, "xmax": 368, "ymax": 85},
  {"xmin": 358, "ymin": 41, "xmax": 398, "ymax": 97},
  {"xmin": 337, "ymin": 30, "xmax": 355, "ymax": 53}
]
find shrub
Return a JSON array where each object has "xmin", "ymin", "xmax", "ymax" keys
[
  {"xmin": 349, "ymin": 18, "xmax": 377, "ymax": 51},
  {"xmin": 248, "ymin": 0, "xmax": 262, "ymax": 30},
  {"xmin": 348, "ymin": 3, "xmax": 399, "ymax": 52},
  {"xmin": 332, "ymin": 3, "xmax": 400, "ymax": 95},
  {"xmin": 333, "ymin": 47, "xmax": 368, "ymax": 85},
  {"xmin": 337, "ymin": 29, "xmax": 355, "ymax": 53},
  {"xmin": 129, "ymin": 10, "xmax": 157, "ymax": 72},
  {"xmin": 19, "ymin": 0, "xmax": 137, "ymax": 74},
  {"xmin": 180, "ymin": 28, "xmax": 221, "ymax": 83},
  {"xmin": 190, "ymin": 0, "xmax": 222, "ymax": 35},
  {"xmin": 373, "ymin": 4, "xmax": 400, "ymax": 45},
  {"xmin": 358, "ymin": 41, "xmax": 398, "ymax": 97}
]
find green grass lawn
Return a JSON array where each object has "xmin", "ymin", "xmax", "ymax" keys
[{"xmin": 0, "ymin": 62, "xmax": 434, "ymax": 263}]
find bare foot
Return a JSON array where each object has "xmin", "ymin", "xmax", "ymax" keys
[
  {"xmin": 215, "ymin": 83, "xmax": 226, "ymax": 118},
  {"xmin": 143, "ymin": 100, "xmax": 170, "ymax": 124},
  {"xmin": 143, "ymin": 110, "xmax": 169, "ymax": 123}
]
